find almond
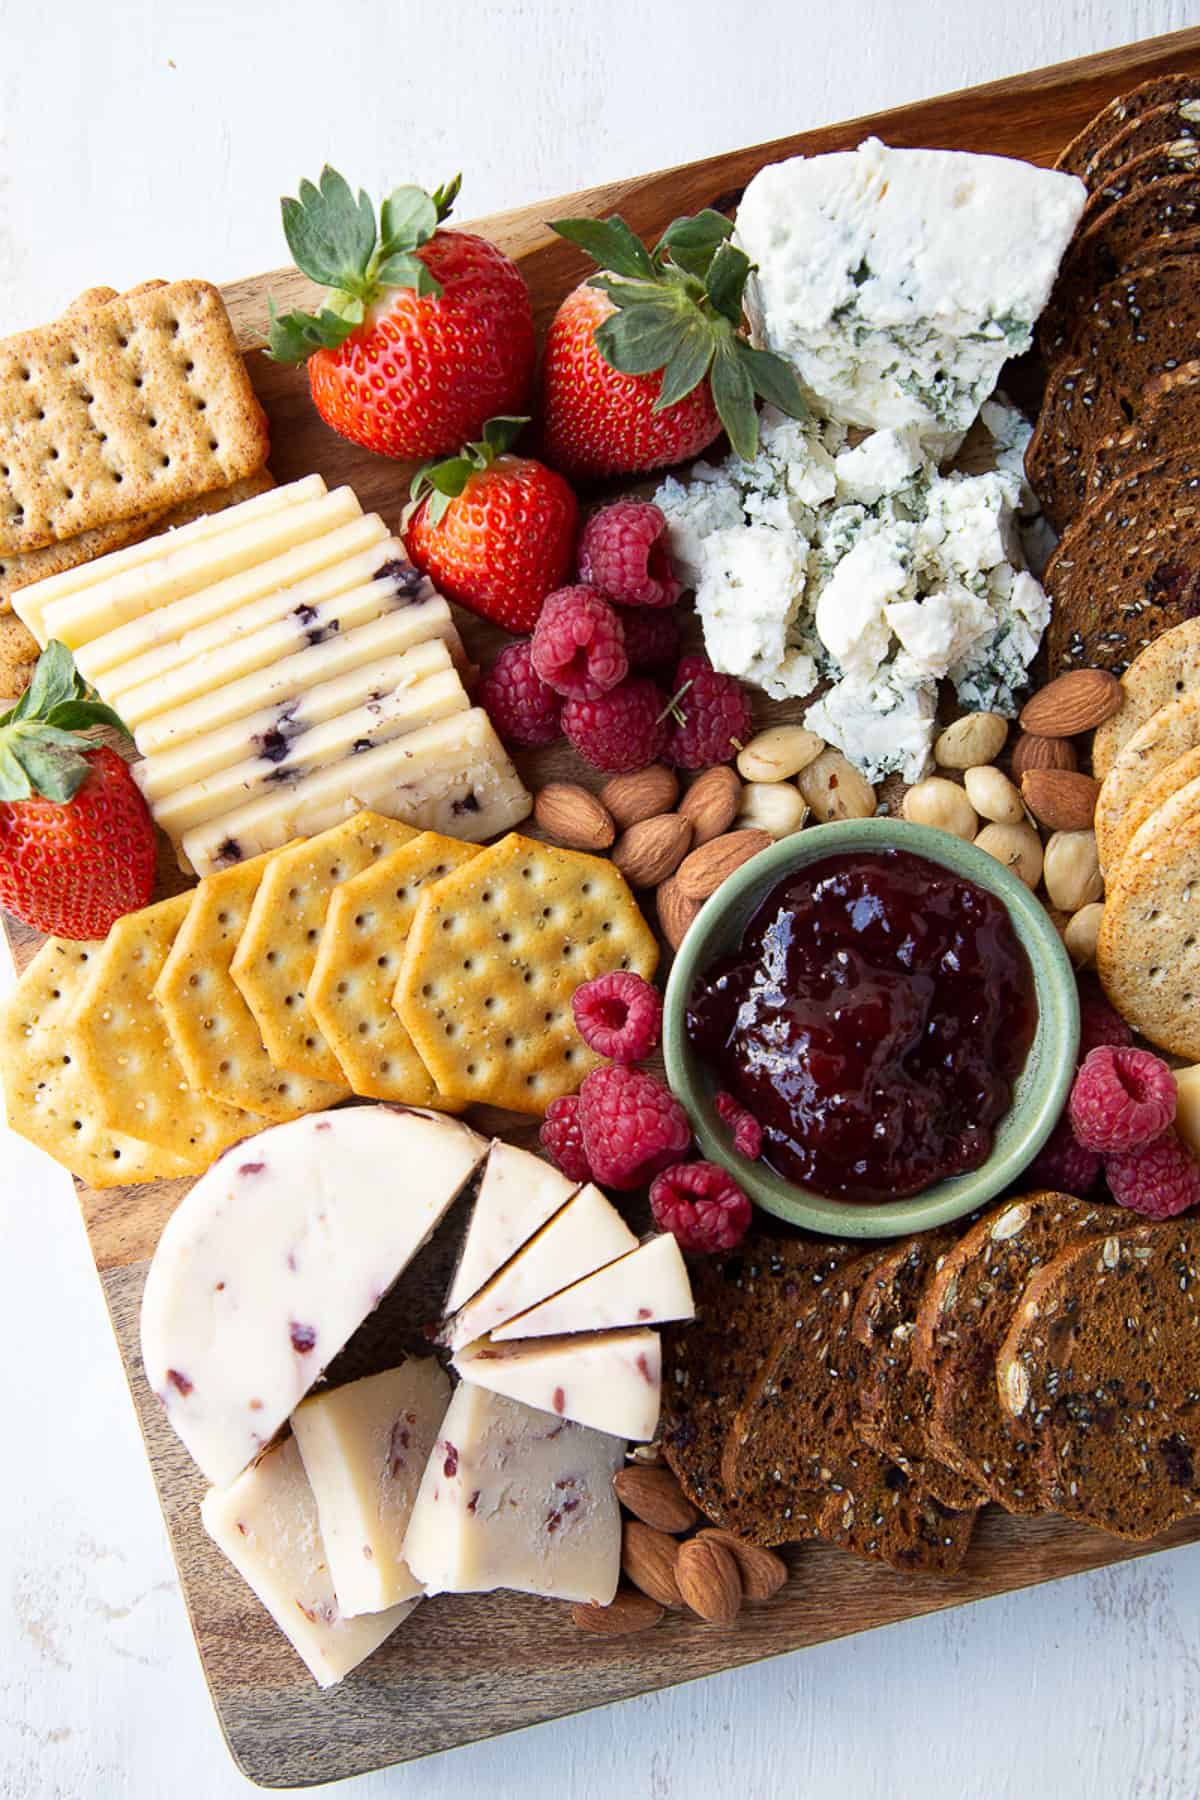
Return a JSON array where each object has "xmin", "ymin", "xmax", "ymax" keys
[
  {"xmin": 614, "ymin": 1464, "xmax": 699, "ymax": 1534},
  {"xmin": 600, "ymin": 763, "xmax": 680, "ymax": 830},
  {"xmin": 620, "ymin": 1520, "xmax": 684, "ymax": 1607},
  {"xmin": 657, "ymin": 875, "xmax": 703, "ymax": 951},
  {"xmin": 1010, "ymin": 732, "xmax": 1078, "ymax": 780},
  {"xmin": 611, "ymin": 813, "xmax": 692, "ymax": 888},
  {"xmin": 572, "ymin": 1588, "xmax": 664, "ymax": 1636},
  {"xmin": 534, "ymin": 781, "xmax": 615, "ymax": 852},
  {"xmin": 675, "ymin": 1536, "xmax": 742, "ymax": 1625},
  {"xmin": 1020, "ymin": 768, "xmax": 1100, "ymax": 832},
  {"xmin": 675, "ymin": 828, "xmax": 773, "ymax": 902},
  {"xmin": 1018, "ymin": 669, "xmax": 1122, "ymax": 737},
  {"xmin": 694, "ymin": 1529, "xmax": 788, "ymax": 1601},
  {"xmin": 678, "ymin": 766, "xmax": 742, "ymax": 845}
]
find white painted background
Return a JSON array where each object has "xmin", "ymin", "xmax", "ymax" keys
[{"xmin": 1, "ymin": 0, "xmax": 1197, "ymax": 1794}]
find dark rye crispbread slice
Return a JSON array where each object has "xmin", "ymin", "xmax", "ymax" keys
[
  {"xmin": 1055, "ymin": 74, "xmax": 1200, "ymax": 179},
  {"xmin": 1036, "ymin": 181, "xmax": 1200, "ymax": 365},
  {"xmin": 816, "ymin": 1445, "xmax": 978, "ymax": 1577},
  {"xmin": 1084, "ymin": 141, "xmax": 1200, "ymax": 224},
  {"xmin": 1085, "ymin": 100, "xmax": 1200, "ymax": 187},
  {"xmin": 1086, "ymin": 358, "xmax": 1200, "ymax": 499},
  {"xmin": 659, "ymin": 1234, "xmax": 854, "ymax": 1528},
  {"xmin": 851, "ymin": 1231, "xmax": 987, "ymax": 1512},
  {"xmin": 1044, "ymin": 452, "xmax": 1200, "ymax": 677},
  {"xmin": 912, "ymin": 1192, "xmax": 1119, "ymax": 1513},
  {"xmin": 996, "ymin": 1223, "xmax": 1200, "ymax": 1540},
  {"xmin": 1023, "ymin": 362, "xmax": 1101, "ymax": 529}
]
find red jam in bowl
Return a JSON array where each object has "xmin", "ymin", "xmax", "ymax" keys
[{"xmin": 686, "ymin": 847, "xmax": 1038, "ymax": 1203}]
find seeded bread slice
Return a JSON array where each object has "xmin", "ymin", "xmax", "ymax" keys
[
  {"xmin": 1086, "ymin": 358, "xmax": 1200, "ymax": 499},
  {"xmin": 851, "ymin": 1231, "xmax": 988, "ymax": 1512},
  {"xmin": 1085, "ymin": 100, "xmax": 1200, "ymax": 187},
  {"xmin": 996, "ymin": 1223, "xmax": 1200, "ymax": 1540},
  {"xmin": 912, "ymin": 1192, "xmax": 1118, "ymax": 1512},
  {"xmin": 1044, "ymin": 451, "xmax": 1200, "ymax": 677},
  {"xmin": 816, "ymin": 1445, "xmax": 978, "ymax": 1576},
  {"xmin": 1055, "ymin": 75, "xmax": 1200, "ymax": 179},
  {"xmin": 1083, "ymin": 142, "xmax": 1200, "ymax": 224}
]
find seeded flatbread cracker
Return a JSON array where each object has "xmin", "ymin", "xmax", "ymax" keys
[
  {"xmin": 394, "ymin": 832, "xmax": 658, "ymax": 1116},
  {"xmin": 230, "ymin": 811, "xmax": 419, "ymax": 1085},
  {"xmin": 0, "ymin": 936, "xmax": 192, "ymax": 1187},
  {"xmin": 1092, "ymin": 616, "xmax": 1200, "ymax": 776},
  {"xmin": 307, "ymin": 831, "xmax": 478, "ymax": 1105},
  {"xmin": 0, "ymin": 279, "xmax": 269, "ymax": 553},
  {"xmin": 1095, "ymin": 694, "xmax": 1200, "ymax": 869},
  {"xmin": 1103, "ymin": 744, "xmax": 1200, "ymax": 875},
  {"xmin": 155, "ymin": 845, "xmax": 346, "ymax": 1120},
  {"xmin": 1097, "ymin": 806, "xmax": 1200, "ymax": 1061},
  {"xmin": 0, "ymin": 608, "xmax": 40, "ymax": 699},
  {"xmin": 70, "ymin": 892, "xmax": 258, "ymax": 1163}
]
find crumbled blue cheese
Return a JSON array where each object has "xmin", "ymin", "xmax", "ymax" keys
[{"xmin": 734, "ymin": 138, "xmax": 1085, "ymax": 458}]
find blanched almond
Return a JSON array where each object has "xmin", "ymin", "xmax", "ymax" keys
[
  {"xmin": 974, "ymin": 821, "xmax": 1043, "ymax": 889},
  {"xmin": 736, "ymin": 724, "xmax": 824, "ymax": 783},
  {"xmin": 901, "ymin": 777, "xmax": 978, "ymax": 840},
  {"xmin": 797, "ymin": 749, "xmax": 876, "ymax": 822},
  {"xmin": 736, "ymin": 781, "xmax": 807, "ymax": 838},
  {"xmin": 934, "ymin": 712, "xmax": 1008, "ymax": 770}
]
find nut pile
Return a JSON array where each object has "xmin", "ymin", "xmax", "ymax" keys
[{"xmin": 571, "ymin": 1458, "xmax": 788, "ymax": 1637}]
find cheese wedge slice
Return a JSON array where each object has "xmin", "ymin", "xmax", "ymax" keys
[
  {"xmin": 454, "ymin": 1329, "xmax": 662, "ymax": 1442},
  {"xmin": 140, "ymin": 1105, "xmax": 488, "ymax": 1486},
  {"xmin": 14, "ymin": 474, "xmax": 326, "ymax": 645},
  {"xmin": 444, "ymin": 1183, "xmax": 637, "ymax": 1352},
  {"xmin": 135, "ymin": 596, "xmax": 462, "ymax": 760},
  {"xmin": 291, "ymin": 1359, "xmax": 451, "ymax": 1616},
  {"xmin": 151, "ymin": 658, "xmax": 468, "ymax": 838},
  {"xmin": 443, "ymin": 1142, "xmax": 580, "ymax": 1316},
  {"xmin": 181, "ymin": 708, "xmax": 532, "ymax": 875},
  {"xmin": 491, "ymin": 1234, "xmax": 694, "ymax": 1340},
  {"xmin": 401, "ymin": 1384, "xmax": 623, "ymax": 1604},
  {"xmin": 201, "ymin": 1435, "xmax": 418, "ymax": 1688}
]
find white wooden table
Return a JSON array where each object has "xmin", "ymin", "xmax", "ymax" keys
[{"xmin": 2, "ymin": 1, "xmax": 1198, "ymax": 1792}]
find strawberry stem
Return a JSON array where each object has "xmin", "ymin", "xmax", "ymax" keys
[{"xmin": 0, "ymin": 642, "xmax": 132, "ymax": 803}]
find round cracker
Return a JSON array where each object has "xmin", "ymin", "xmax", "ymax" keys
[
  {"xmin": 1093, "ymin": 616, "xmax": 1200, "ymax": 777},
  {"xmin": 1103, "ymin": 741, "xmax": 1200, "ymax": 874},
  {"xmin": 1097, "ymin": 806, "xmax": 1200, "ymax": 1060},
  {"xmin": 1095, "ymin": 691, "xmax": 1200, "ymax": 868},
  {"xmin": 1121, "ymin": 768, "xmax": 1200, "ymax": 866}
]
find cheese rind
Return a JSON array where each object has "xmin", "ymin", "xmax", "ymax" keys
[
  {"xmin": 292, "ymin": 1359, "xmax": 451, "ymax": 1616},
  {"xmin": 491, "ymin": 1234, "xmax": 694, "ymax": 1340},
  {"xmin": 200, "ymin": 1435, "xmax": 417, "ymax": 1688},
  {"xmin": 401, "ymin": 1384, "xmax": 624, "ymax": 1604},
  {"xmin": 445, "ymin": 1183, "xmax": 638, "ymax": 1352},
  {"xmin": 140, "ymin": 1105, "xmax": 488, "ymax": 1485},
  {"xmin": 443, "ymin": 1141, "xmax": 580, "ymax": 1316},
  {"xmin": 454, "ymin": 1329, "xmax": 662, "ymax": 1442}
]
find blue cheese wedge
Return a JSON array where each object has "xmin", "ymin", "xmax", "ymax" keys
[{"xmin": 735, "ymin": 138, "xmax": 1085, "ymax": 456}]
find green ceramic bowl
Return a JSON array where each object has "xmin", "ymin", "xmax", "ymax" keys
[{"xmin": 663, "ymin": 816, "xmax": 1079, "ymax": 1239}]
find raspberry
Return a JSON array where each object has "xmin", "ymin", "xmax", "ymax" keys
[
  {"xmin": 571, "ymin": 971, "xmax": 662, "ymax": 1063},
  {"xmin": 1025, "ymin": 1111, "xmax": 1102, "ymax": 1196},
  {"xmin": 664, "ymin": 653, "xmax": 753, "ymax": 769},
  {"xmin": 713, "ymin": 1091, "xmax": 764, "ymax": 1161},
  {"xmin": 539, "ymin": 1094, "xmax": 592, "ymax": 1182},
  {"xmin": 530, "ymin": 586, "xmax": 628, "ymax": 700},
  {"xmin": 649, "ymin": 1161, "xmax": 753, "ymax": 1254},
  {"xmin": 1105, "ymin": 1130, "xmax": 1200, "ymax": 1220},
  {"xmin": 577, "ymin": 501, "xmax": 680, "ymax": 608},
  {"xmin": 578, "ymin": 1063, "xmax": 692, "ymax": 1190},
  {"xmin": 562, "ymin": 677, "xmax": 670, "ymax": 774},
  {"xmin": 1069, "ymin": 1045, "xmax": 1177, "ymax": 1153},
  {"xmin": 616, "ymin": 605, "xmax": 681, "ymax": 674},
  {"xmin": 1077, "ymin": 995, "xmax": 1134, "ymax": 1062},
  {"xmin": 478, "ymin": 639, "xmax": 562, "ymax": 747}
]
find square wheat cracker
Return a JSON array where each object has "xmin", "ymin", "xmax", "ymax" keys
[
  {"xmin": 156, "ymin": 846, "xmax": 348, "ymax": 1120},
  {"xmin": 0, "ymin": 280, "xmax": 269, "ymax": 553},
  {"xmin": 307, "ymin": 831, "xmax": 480, "ymax": 1104},
  {"xmin": 230, "ymin": 811, "xmax": 420, "ymax": 1086},
  {"xmin": 0, "ymin": 937, "xmax": 193, "ymax": 1187},
  {"xmin": 394, "ymin": 832, "xmax": 658, "ymax": 1115}
]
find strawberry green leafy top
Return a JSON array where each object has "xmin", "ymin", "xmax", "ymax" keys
[{"xmin": 0, "ymin": 641, "xmax": 131, "ymax": 802}]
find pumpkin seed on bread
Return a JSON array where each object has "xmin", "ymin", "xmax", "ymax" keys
[
  {"xmin": 1055, "ymin": 74, "xmax": 1200, "ymax": 179},
  {"xmin": 816, "ymin": 1445, "xmax": 978, "ymax": 1576}
]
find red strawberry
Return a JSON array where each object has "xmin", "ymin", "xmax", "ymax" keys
[
  {"xmin": 269, "ymin": 168, "xmax": 536, "ymax": 461},
  {"xmin": 405, "ymin": 417, "xmax": 577, "ymax": 631},
  {"xmin": 541, "ymin": 211, "xmax": 806, "ymax": 479},
  {"xmin": 0, "ymin": 643, "xmax": 155, "ymax": 939}
]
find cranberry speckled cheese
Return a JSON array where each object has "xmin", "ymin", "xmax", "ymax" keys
[
  {"xmin": 442, "ymin": 1141, "xmax": 580, "ymax": 1316},
  {"xmin": 491, "ymin": 1234, "xmax": 694, "ymax": 1340},
  {"xmin": 141, "ymin": 1106, "xmax": 488, "ymax": 1486},
  {"xmin": 401, "ymin": 1384, "xmax": 624, "ymax": 1604},
  {"xmin": 291, "ymin": 1359, "xmax": 451, "ymax": 1617},
  {"xmin": 453, "ymin": 1328, "xmax": 662, "ymax": 1441},
  {"xmin": 443, "ymin": 1183, "xmax": 637, "ymax": 1353},
  {"xmin": 200, "ymin": 1436, "xmax": 419, "ymax": 1688}
]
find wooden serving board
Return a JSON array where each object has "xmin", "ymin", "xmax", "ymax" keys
[{"xmin": 7, "ymin": 28, "xmax": 1200, "ymax": 1788}]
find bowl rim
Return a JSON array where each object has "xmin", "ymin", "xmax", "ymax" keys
[{"xmin": 662, "ymin": 816, "xmax": 1080, "ymax": 1239}]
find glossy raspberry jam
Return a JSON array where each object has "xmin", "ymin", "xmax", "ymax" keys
[{"xmin": 686, "ymin": 848, "xmax": 1038, "ymax": 1203}]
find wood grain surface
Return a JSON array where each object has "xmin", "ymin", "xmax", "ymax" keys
[{"xmin": 6, "ymin": 27, "xmax": 1200, "ymax": 1789}]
